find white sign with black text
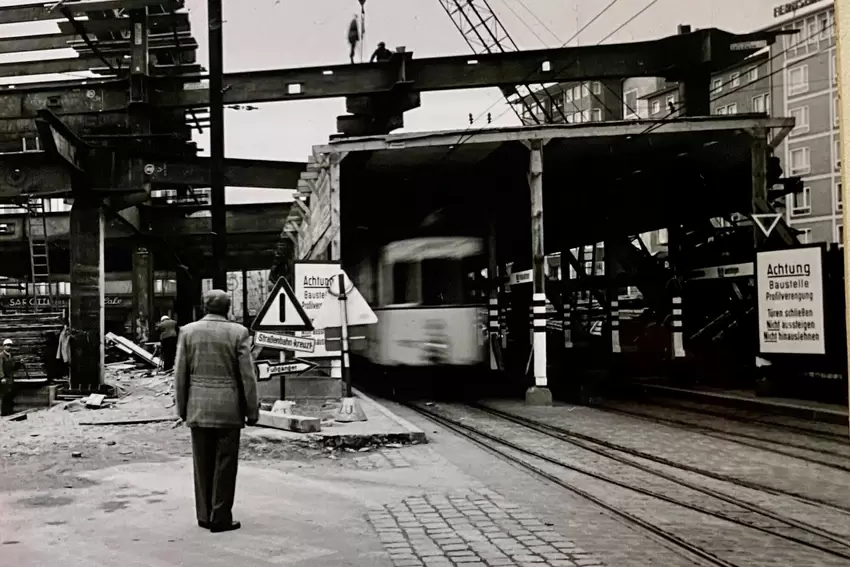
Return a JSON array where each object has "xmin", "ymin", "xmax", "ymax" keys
[
  {"xmin": 756, "ymin": 247, "xmax": 826, "ymax": 355},
  {"xmin": 294, "ymin": 262, "xmax": 340, "ymax": 359}
]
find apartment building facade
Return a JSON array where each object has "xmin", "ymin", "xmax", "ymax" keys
[
  {"xmin": 768, "ymin": 0, "xmax": 839, "ymax": 245},
  {"xmin": 513, "ymin": 79, "xmax": 626, "ymax": 125}
]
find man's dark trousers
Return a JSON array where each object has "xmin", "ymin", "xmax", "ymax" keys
[
  {"xmin": 191, "ymin": 427, "xmax": 240, "ymax": 527},
  {"xmin": 161, "ymin": 336, "xmax": 178, "ymax": 370}
]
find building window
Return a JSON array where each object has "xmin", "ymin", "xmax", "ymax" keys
[
  {"xmin": 651, "ymin": 100, "xmax": 661, "ymax": 115},
  {"xmin": 716, "ymin": 106, "xmax": 727, "ymax": 115},
  {"xmin": 716, "ymin": 103, "xmax": 737, "ymax": 115},
  {"xmin": 788, "ymin": 65, "xmax": 809, "ymax": 96},
  {"xmin": 565, "ymin": 89, "xmax": 573, "ymax": 103},
  {"xmin": 591, "ymin": 81, "xmax": 601, "ymax": 95},
  {"xmin": 807, "ymin": 16, "xmax": 819, "ymax": 47},
  {"xmin": 712, "ymin": 79, "xmax": 723, "ymax": 94},
  {"xmin": 665, "ymin": 95, "xmax": 675, "ymax": 112},
  {"xmin": 798, "ymin": 228, "xmax": 812, "ymax": 244},
  {"xmin": 819, "ymin": 12, "xmax": 829, "ymax": 40},
  {"xmin": 835, "ymin": 139, "xmax": 841, "ymax": 170},
  {"xmin": 789, "ymin": 147, "xmax": 811, "ymax": 176},
  {"xmin": 752, "ymin": 94, "xmax": 770, "ymax": 114},
  {"xmin": 836, "ymin": 181, "xmax": 843, "ymax": 211},
  {"xmin": 624, "ymin": 89, "xmax": 638, "ymax": 118},
  {"xmin": 836, "ymin": 95, "xmax": 841, "ymax": 128},
  {"xmin": 591, "ymin": 108, "xmax": 602, "ymax": 122},
  {"xmin": 790, "ymin": 106, "xmax": 810, "ymax": 135},
  {"xmin": 747, "ymin": 67, "xmax": 758, "ymax": 82},
  {"xmin": 730, "ymin": 73, "xmax": 740, "ymax": 88},
  {"xmin": 791, "ymin": 186, "xmax": 811, "ymax": 216},
  {"xmin": 581, "ymin": 84, "xmax": 589, "ymax": 99},
  {"xmin": 832, "ymin": 52, "xmax": 838, "ymax": 86},
  {"xmin": 837, "ymin": 223, "xmax": 844, "ymax": 246}
]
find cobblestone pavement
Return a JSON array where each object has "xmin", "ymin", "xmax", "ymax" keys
[
  {"xmin": 424, "ymin": 403, "xmax": 850, "ymax": 567},
  {"xmin": 483, "ymin": 400, "xmax": 850, "ymax": 511},
  {"xmin": 368, "ymin": 489, "xmax": 603, "ymax": 567}
]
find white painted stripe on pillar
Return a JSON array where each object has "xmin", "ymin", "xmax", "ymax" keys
[
  {"xmin": 533, "ymin": 305, "xmax": 546, "ymax": 314},
  {"xmin": 534, "ymin": 333, "xmax": 547, "ymax": 387},
  {"xmin": 673, "ymin": 320, "xmax": 683, "ymax": 328},
  {"xmin": 612, "ymin": 330, "xmax": 621, "ymax": 353},
  {"xmin": 489, "ymin": 310, "xmax": 499, "ymax": 317},
  {"xmin": 673, "ymin": 332, "xmax": 685, "ymax": 358},
  {"xmin": 343, "ymin": 353, "xmax": 350, "ymax": 366},
  {"xmin": 533, "ymin": 319, "xmax": 547, "ymax": 328},
  {"xmin": 533, "ymin": 293, "xmax": 546, "ymax": 301},
  {"xmin": 611, "ymin": 300, "xmax": 619, "ymax": 307},
  {"xmin": 673, "ymin": 296, "xmax": 683, "ymax": 304},
  {"xmin": 673, "ymin": 308, "xmax": 682, "ymax": 316},
  {"xmin": 489, "ymin": 298, "xmax": 498, "ymax": 305},
  {"xmin": 331, "ymin": 359, "xmax": 342, "ymax": 378}
]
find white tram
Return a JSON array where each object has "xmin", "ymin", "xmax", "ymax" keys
[{"xmin": 350, "ymin": 236, "xmax": 489, "ymax": 370}]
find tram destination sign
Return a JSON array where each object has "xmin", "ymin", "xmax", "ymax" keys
[{"xmin": 756, "ymin": 246, "xmax": 826, "ymax": 355}]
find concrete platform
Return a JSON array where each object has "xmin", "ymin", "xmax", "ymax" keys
[
  {"xmin": 247, "ymin": 388, "xmax": 426, "ymax": 449},
  {"xmin": 640, "ymin": 384, "xmax": 849, "ymax": 425}
]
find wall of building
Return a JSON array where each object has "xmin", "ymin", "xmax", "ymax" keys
[{"xmin": 772, "ymin": 2, "xmax": 840, "ymax": 246}]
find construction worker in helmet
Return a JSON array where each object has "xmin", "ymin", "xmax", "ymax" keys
[{"xmin": 0, "ymin": 338, "xmax": 23, "ymax": 416}]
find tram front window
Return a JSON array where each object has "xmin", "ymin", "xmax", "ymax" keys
[{"xmin": 421, "ymin": 258, "xmax": 484, "ymax": 306}]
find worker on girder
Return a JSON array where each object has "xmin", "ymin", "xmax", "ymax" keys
[
  {"xmin": 370, "ymin": 41, "xmax": 393, "ymax": 63},
  {"xmin": 348, "ymin": 14, "xmax": 361, "ymax": 64}
]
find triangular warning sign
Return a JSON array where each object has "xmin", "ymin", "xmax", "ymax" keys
[
  {"xmin": 312, "ymin": 270, "xmax": 378, "ymax": 330},
  {"xmin": 752, "ymin": 213, "xmax": 782, "ymax": 237},
  {"xmin": 252, "ymin": 277, "xmax": 313, "ymax": 332}
]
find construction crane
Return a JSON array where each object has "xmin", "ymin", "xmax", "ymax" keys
[{"xmin": 437, "ymin": 0, "xmax": 561, "ymax": 124}]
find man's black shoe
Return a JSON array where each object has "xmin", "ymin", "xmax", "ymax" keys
[{"xmin": 209, "ymin": 521, "xmax": 241, "ymax": 533}]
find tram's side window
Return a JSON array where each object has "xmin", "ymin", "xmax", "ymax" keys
[{"xmin": 392, "ymin": 262, "xmax": 418, "ymax": 304}]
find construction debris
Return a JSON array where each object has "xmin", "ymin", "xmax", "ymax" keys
[{"xmin": 105, "ymin": 333, "xmax": 162, "ymax": 368}]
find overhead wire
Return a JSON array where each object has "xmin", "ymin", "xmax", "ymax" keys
[{"xmin": 440, "ymin": 0, "xmax": 636, "ymax": 159}]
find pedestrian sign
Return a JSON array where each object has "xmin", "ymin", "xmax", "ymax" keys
[{"xmin": 252, "ymin": 277, "xmax": 314, "ymax": 332}]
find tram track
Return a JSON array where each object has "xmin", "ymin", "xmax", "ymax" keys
[
  {"xmin": 404, "ymin": 400, "xmax": 850, "ymax": 567},
  {"xmin": 593, "ymin": 402, "xmax": 850, "ymax": 473},
  {"xmin": 628, "ymin": 398, "xmax": 849, "ymax": 442}
]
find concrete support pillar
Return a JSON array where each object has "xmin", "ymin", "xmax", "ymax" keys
[
  {"xmin": 504, "ymin": 286, "xmax": 512, "ymax": 350},
  {"xmin": 671, "ymin": 296, "xmax": 685, "ymax": 358},
  {"xmin": 69, "ymin": 198, "xmax": 104, "ymax": 389},
  {"xmin": 132, "ymin": 245, "xmax": 154, "ymax": 344},
  {"xmin": 525, "ymin": 140, "xmax": 551, "ymax": 406},
  {"xmin": 241, "ymin": 269, "xmax": 249, "ymax": 326},
  {"xmin": 668, "ymin": 227, "xmax": 686, "ymax": 360},
  {"xmin": 561, "ymin": 251, "xmax": 573, "ymax": 349},
  {"xmin": 487, "ymin": 218, "xmax": 500, "ymax": 371},
  {"xmin": 176, "ymin": 269, "xmax": 201, "ymax": 326},
  {"xmin": 610, "ymin": 300, "xmax": 621, "ymax": 354}
]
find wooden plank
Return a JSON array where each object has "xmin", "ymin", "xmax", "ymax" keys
[
  {"xmin": 56, "ymin": 12, "xmax": 190, "ymax": 35},
  {"xmin": 0, "ymin": 0, "xmax": 184, "ymax": 23},
  {"xmin": 256, "ymin": 410, "xmax": 321, "ymax": 433},
  {"xmin": 0, "ymin": 55, "xmax": 111, "ymax": 79},
  {"xmin": 0, "ymin": 33, "xmax": 73, "ymax": 55},
  {"xmin": 79, "ymin": 416, "xmax": 177, "ymax": 426}
]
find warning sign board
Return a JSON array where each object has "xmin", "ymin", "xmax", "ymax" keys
[
  {"xmin": 252, "ymin": 277, "xmax": 313, "ymax": 333},
  {"xmin": 294, "ymin": 262, "xmax": 340, "ymax": 359},
  {"xmin": 756, "ymin": 245, "xmax": 826, "ymax": 355}
]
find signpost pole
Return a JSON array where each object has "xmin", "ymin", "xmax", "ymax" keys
[
  {"xmin": 333, "ymin": 272, "xmax": 367, "ymax": 422},
  {"xmin": 338, "ymin": 273, "xmax": 352, "ymax": 398},
  {"xmin": 835, "ymin": 0, "xmax": 850, "ymax": 437}
]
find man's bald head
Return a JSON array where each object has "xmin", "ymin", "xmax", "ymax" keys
[{"xmin": 204, "ymin": 289, "xmax": 231, "ymax": 316}]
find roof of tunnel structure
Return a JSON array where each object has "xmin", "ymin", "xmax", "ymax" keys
[{"xmin": 325, "ymin": 115, "xmax": 793, "ymax": 257}]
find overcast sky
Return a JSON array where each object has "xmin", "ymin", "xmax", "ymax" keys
[
  {"xmin": 0, "ymin": 0, "xmax": 800, "ymax": 200},
  {"xmin": 181, "ymin": 0, "xmax": 788, "ymax": 165}
]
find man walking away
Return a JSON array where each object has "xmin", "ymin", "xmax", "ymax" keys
[
  {"xmin": 175, "ymin": 290, "xmax": 259, "ymax": 533},
  {"xmin": 0, "ymin": 339, "xmax": 22, "ymax": 416},
  {"xmin": 370, "ymin": 41, "xmax": 392, "ymax": 62},
  {"xmin": 157, "ymin": 315, "xmax": 179, "ymax": 371}
]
